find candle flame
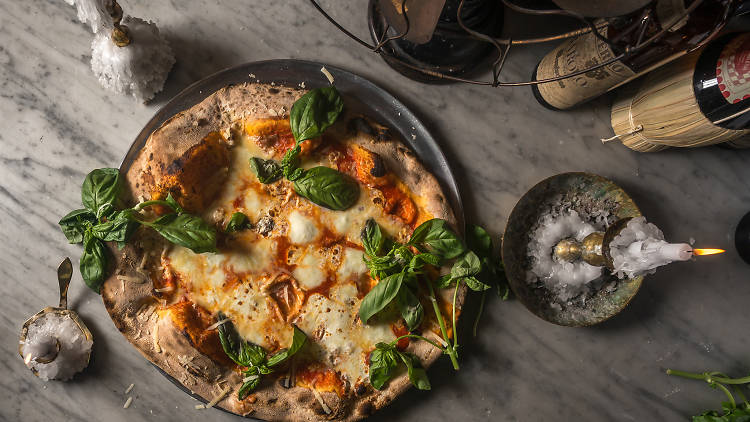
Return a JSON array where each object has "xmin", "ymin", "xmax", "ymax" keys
[{"xmin": 692, "ymin": 248, "xmax": 725, "ymax": 256}]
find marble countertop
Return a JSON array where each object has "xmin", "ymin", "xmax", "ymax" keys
[{"xmin": 2, "ymin": 1, "xmax": 749, "ymax": 421}]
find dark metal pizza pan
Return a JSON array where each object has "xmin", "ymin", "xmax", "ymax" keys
[{"xmin": 119, "ymin": 59, "xmax": 464, "ymax": 415}]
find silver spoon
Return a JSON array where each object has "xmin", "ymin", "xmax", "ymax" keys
[{"xmin": 19, "ymin": 258, "xmax": 93, "ymax": 376}]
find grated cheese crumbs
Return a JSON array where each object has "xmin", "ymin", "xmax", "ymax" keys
[
  {"xmin": 242, "ymin": 375, "xmax": 259, "ymax": 383},
  {"xmin": 320, "ymin": 67, "xmax": 334, "ymax": 84},
  {"xmin": 138, "ymin": 253, "xmax": 148, "ymax": 270},
  {"xmin": 123, "ymin": 396, "xmax": 133, "ymax": 409},
  {"xmin": 312, "ymin": 389, "xmax": 331, "ymax": 414},
  {"xmin": 206, "ymin": 385, "xmax": 231, "ymax": 409},
  {"xmin": 153, "ymin": 324, "xmax": 161, "ymax": 353},
  {"xmin": 206, "ymin": 318, "xmax": 231, "ymax": 331},
  {"xmin": 125, "ymin": 383, "xmax": 134, "ymax": 394},
  {"xmin": 195, "ymin": 404, "xmax": 206, "ymax": 410},
  {"xmin": 117, "ymin": 275, "xmax": 145, "ymax": 284}
]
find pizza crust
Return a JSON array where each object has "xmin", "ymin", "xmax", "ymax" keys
[{"xmin": 103, "ymin": 82, "xmax": 463, "ymax": 421}]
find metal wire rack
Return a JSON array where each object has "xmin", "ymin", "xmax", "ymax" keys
[{"xmin": 308, "ymin": 0, "xmax": 733, "ymax": 87}]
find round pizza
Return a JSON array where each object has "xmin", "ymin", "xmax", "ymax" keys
[{"xmin": 98, "ymin": 81, "xmax": 469, "ymax": 421}]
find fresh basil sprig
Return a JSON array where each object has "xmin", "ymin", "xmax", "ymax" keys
[
  {"xmin": 218, "ymin": 319, "xmax": 307, "ymax": 399},
  {"xmin": 667, "ymin": 368, "xmax": 750, "ymax": 421},
  {"xmin": 59, "ymin": 168, "xmax": 218, "ymax": 293},
  {"xmin": 249, "ymin": 86, "xmax": 358, "ymax": 211},
  {"xmin": 369, "ymin": 341, "xmax": 430, "ymax": 391},
  {"xmin": 360, "ymin": 218, "xmax": 508, "ymax": 381}
]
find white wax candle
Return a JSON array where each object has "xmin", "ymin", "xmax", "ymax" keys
[{"xmin": 657, "ymin": 243, "xmax": 692, "ymax": 261}]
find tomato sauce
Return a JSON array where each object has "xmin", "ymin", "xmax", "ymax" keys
[{"xmin": 296, "ymin": 365, "xmax": 347, "ymax": 396}]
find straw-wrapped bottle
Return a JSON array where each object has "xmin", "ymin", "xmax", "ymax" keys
[{"xmin": 607, "ymin": 33, "xmax": 750, "ymax": 152}]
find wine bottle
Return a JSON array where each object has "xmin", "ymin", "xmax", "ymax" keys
[
  {"xmin": 607, "ymin": 33, "xmax": 750, "ymax": 152},
  {"xmin": 530, "ymin": 0, "xmax": 739, "ymax": 110}
]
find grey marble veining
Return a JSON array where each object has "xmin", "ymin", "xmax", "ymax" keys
[{"xmin": 1, "ymin": 1, "xmax": 749, "ymax": 421}]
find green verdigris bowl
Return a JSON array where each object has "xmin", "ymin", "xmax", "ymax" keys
[{"xmin": 502, "ymin": 172, "xmax": 643, "ymax": 327}]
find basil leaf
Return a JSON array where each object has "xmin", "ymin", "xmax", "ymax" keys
[
  {"xmin": 361, "ymin": 218, "xmax": 385, "ymax": 257},
  {"xmin": 249, "ymin": 157, "xmax": 282, "ymax": 184},
  {"xmin": 359, "ymin": 272, "xmax": 405, "ymax": 324},
  {"xmin": 81, "ymin": 168, "xmax": 121, "ymax": 217},
  {"xmin": 80, "ymin": 233, "xmax": 108, "ymax": 293},
  {"xmin": 364, "ymin": 254, "xmax": 401, "ymax": 280},
  {"xmin": 293, "ymin": 166, "xmax": 359, "ymax": 211},
  {"xmin": 398, "ymin": 352, "xmax": 431, "ymax": 390},
  {"xmin": 59, "ymin": 209, "xmax": 96, "ymax": 244},
  {"xmin": 225, "ymin": 212, "xmax": 251, "ymax": 233},
  {"xmin": 408, "ymin": 253, "xmax": 441, "ymax": 271},
  {"xmin": 467, "ymin": 224, "xmax": 493, "ymax": 259},
  {"xmin": 408, "ymin": 219, "xmax": 465, "ymax": 259},
  {"xmin": 464, "ymin": 275, "xmax": 491, "ymax": 292},
  {"xmin": 693, "ymin": 407, "xmax": 750, "ymax": 422},
  {"xmin": 451, "ymin": 251, "xmax": 481, "ymax": 278},
  {"xmin": 91, "ymin": 210, "xmax": 139, "ymax": 242},
  {"xmin": 165, "ymin": 193, "xmax": 184, "ymax": 214},
  {"xmin": 393, "ymin": 245, "xmax": 414, "ymax": 264},
  {"xmin": 369, "ymin": 343, "xmax": 399, "ymax": 390},
  {"xmin": 289, "ymin": 86, "xmax": 344, "ymax": 142},
  {"xmin": 238, "ymin": 374, "xmax": 260, "ymax": 400},
  {"xmin": 281, "ymin": 145, "xmax": 302, "ymax": 180},
  {"xmin": 436, "ymin": 274, "xmax": 453, "ymax": 289},
  {"xmin": 147, "ymin": 213, "xmax": 217, "ymax": 253},
  {"xmin": 217, "ymin": 318, "xmax": 242, "ymax": 364},
  {"xmin": 218, "ymin": 318, "xmax": 266, "ymax": 367},
  {"xmin": 239, "ymin": 343, "xmax": 267, "ymax": 367},
  {"xmin": 267, "ymin": 325, "xmax": 307, "ymax": 367},
  {"xmin": 396, "ymin": 287, "xmax": 423, "ymax": 331}
]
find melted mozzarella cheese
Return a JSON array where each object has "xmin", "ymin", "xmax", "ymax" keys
[
  {"xmin": 292, "ymin": 247, "xmax": 326, "ymax": 290},
  {"xmin": 288, "ymin": 210, "xmax": 320, "ymax": 244},
  {"xmin": 163, "ymin": 124, "xmax": 417, "ymax": 385},
  {"xmin": 337, "ymin": 248, "xmax": 368, "ymax": 281},
  {"xmin": 296, "ymin": 283, "xmax": 395, "ymax": 383}
]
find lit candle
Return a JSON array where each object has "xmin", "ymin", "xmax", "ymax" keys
[{"xmin": 656, "ymin": 243, "xmax": 693, "ymax": 261}]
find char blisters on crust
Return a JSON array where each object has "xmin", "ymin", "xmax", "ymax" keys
[{"xmin": 347, "ymin": 116, "xmax": 390, "ymax": 142}]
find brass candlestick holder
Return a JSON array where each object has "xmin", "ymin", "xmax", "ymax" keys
[{"xmin": 552, "ymin": 217, "xmax": 633, "ymax": 269}]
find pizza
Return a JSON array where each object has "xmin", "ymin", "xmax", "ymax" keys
[{"xmin": 100, "ymin": 81, "xmax": 465, "ymax": 421}]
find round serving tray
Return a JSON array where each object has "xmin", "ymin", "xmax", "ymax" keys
[{"xmin": 119, "ymin": 59, "xmax": 463, "ymax": 412}]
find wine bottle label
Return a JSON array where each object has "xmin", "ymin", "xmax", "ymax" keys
[
  {"xmin": 535, "ymin": 29, "xmax": 636, "ymax": 109},
  {"xmin": 716, "ymin": 34, "xmax": 750, "ymax": 104}
]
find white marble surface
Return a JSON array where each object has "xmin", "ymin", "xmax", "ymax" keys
[{"xmin": 2, "ymin": 1, "xmax": 749, "ymax": 421}]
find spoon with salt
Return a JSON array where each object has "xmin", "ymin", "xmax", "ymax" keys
[{"xmin": 19, "ymin": 258, "xmax": 94, "ymax": 381}]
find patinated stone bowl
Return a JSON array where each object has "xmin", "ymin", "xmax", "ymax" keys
[{"xmin": 502, "ymin": 172, "xmax": 643, "ymax": 327}]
